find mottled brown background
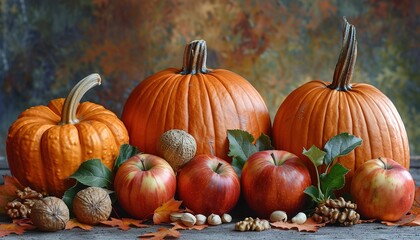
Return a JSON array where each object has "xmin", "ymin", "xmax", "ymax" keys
[{"xmin": 1, "ymin": 0, "xmax": 419, "ymax": 157}]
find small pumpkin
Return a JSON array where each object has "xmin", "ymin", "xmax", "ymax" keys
[
  {"xmin": 272, "ymin": 18, "xmax": 409, "ymax": 192},
  {"xmin": 6, "ymin": 74, "xmax": 129, "ymax": 197},
  {"xmin": 157, "ymin": 129, "xmax": 197, "ymax": 172},
  {"xmin": 122, "ymin": 40, "xmax": 271, "ymax": 162}
]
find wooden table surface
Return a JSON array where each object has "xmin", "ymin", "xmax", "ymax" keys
[{"xmin": 0, "ymin": 157, "xmax": 419, "ymax": 240}]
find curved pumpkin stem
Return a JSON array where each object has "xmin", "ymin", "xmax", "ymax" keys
[
  {"xmin": 329, "ymin": 17, "xmax": 357, "ymax": 91},
  {"xmin": 180, "ymin": 39, "xmax": 211, "ymax": 75},
  {"xmin": 60, "ymin": 73, "xmax": 101, "ymax": 125}
]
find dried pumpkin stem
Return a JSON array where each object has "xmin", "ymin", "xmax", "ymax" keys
[
  {"xmin": 329, "ymin": 17, "xmax": 357, "ymax": 91},
  {"xmin": 60, "ymin": 73, "xmax": 101, "ymax": 125},
  {"xmin": 180, "ymin": 39, "xmax": 211, "ymax": 75}
]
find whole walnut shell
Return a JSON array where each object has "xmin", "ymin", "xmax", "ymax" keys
[
  {"xmin": 157, "ymin": 129, "xmax": 197, "ymax": 172},
  {"xmin": 30, "ymin": 197, "xmax": 69, "ymax": 232},
  {"xmin": 73, "ymin": 187, "xmax": 112, "ymax": 225}
]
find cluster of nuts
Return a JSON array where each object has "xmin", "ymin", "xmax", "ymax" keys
[
  {"xmin": 312, "ymin": 197, "xmax": 360, "ymax": 226},
  {"xmin": 234, "ymin": 217, "xmax": 271, "ymax": 232},
  {"xmin": 5, "ymin": 187, "xmax": 46, "ymax": 219},
  {"xmin": 269, "ymin": 210, "xmax": 307, "ymax": 224},
  {"xmin": 170, "ymin": 212, "xmax": 232, "ymax": 227}
]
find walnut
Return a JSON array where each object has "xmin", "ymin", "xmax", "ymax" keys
[
  {"xmin": 72, "ymin": 187, "xmax": 112, "ymax": 225},
  {"xmin": 5, "ymin": 187, "xmax": 45, "ymax": 219},
  {"xmin": 30, "ymin": 197, "xmax": 69, "ymax": 232},
  {"xmin": 235, "ymin": 217, "xmax": 271, "ymax": 232}
]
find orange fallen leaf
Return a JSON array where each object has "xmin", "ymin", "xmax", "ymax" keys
[
  {"xmin": 65, "ymin": 218, "xmax": 94, "ymax": 231},
  {"xmin": 0, "ymin": 219, "xmax": 34, "ymax": 237},
  {"xmin": 139, "ymin": 227, "xmax": 181, "ymax": 240},
  {"xmin": 153, "ymin": 199, "xmax": 183, "ymax": 224},
  {"xmin": 171, "ymin": 222, "xmax": 208, "ymax": 231},
  {"xmin": 270, "ymin": 218, "xmax": 327, "ymax": 232},
  {"xmin": 381, "ymin": 214, "xmax": 416, "ymax": 226},
  {"xmin": 101, "ymin": 217, "xmax": 149, "ymax": 231},
  {"xmin": 0, "ymin": 175, "xmax": 25, "ymax": 213}
]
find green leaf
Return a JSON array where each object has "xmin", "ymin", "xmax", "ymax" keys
[
  {"xmin": 303, "ymin": 145, "xmax": 326, "ymax": 167},
  {"xmin": 324, "ymin": 133, "xmax": 362, "ymax": 166},
  {"xmin": 304, "ymin": 185, "xmax": 321, "ymax": 202},
  {"xmin": 70, "ymin": 159, "xmax": 113, "ymax": 189},
  {"xmin": 62, "ymin": 182, "xmax": 87, "ymax": 215},
  {"xmin": 227, "ymin": 129, "xmax": 257, "ymax": 172},
  {"xmin": 255, "ymin": 133, "xmax": 274, "ymax": 151},
  {"xmin": 320, "ymin": 163, "xmax": 350, "ymax": 198},
  {"xmin": 113, "ymin": 144, "xmax": 140, "ymax": 174}
]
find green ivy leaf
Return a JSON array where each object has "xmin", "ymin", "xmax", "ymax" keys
[
  {"xmin": 324, "ymin": 133, "xmax": 362, "ymax": 166},
  {"xmin": 227, "ymin": 129, "xmax": 273, "ymax": 177},
  {"xmin": 320, "ymin": 163, "xmax": 350, "ymax": 199},
  {"xmin": 303, "ymin": 145, "xmax": 326, "ymax": 167},
  {"xmin": 255, "ymin": 133, "xmax": 274, "ymax": 152},
  {"xmin": 304, "ymin": 185, "xmax": 321, "ymax": 202},
  {"xmin": 113, "ymin": 144, "xmax": 140, "ymax": 174},
  {"xmin": 62, "ymin": 182, "xmax": 87, "ymax": 215},
  {"xmin": 69, "ymin": 159, "xmax": 113, "ymax": 189}
]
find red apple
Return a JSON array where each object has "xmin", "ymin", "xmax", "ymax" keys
[
  {"xmin": 350, "ymin": 157, "xmax": 415, "ymax": 221},
  {"xmin": 177, "ymin": 154, "xmax": 240, "ymax": 215},
  {"xmin": 241, "ymin": 150, "xmax": 311, "ymax": 218},
  {"xmin": 114, "ymin": 154, "xmax": 176, "ymax": 219}
]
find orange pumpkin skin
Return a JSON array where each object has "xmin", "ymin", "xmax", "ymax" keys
[
  {"xmin": 122, "ymin": 40, "xmax": 271, "ymax": 162},
  {"xmin": 272, "ymin": 19, "xmax": 409, "ymax": 192},
  {"xmin": 6, "ymin": 74, "xmax": 129, "ymax": 197}
]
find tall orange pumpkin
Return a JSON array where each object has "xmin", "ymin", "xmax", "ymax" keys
[
  {"xmin": 122, "ymin": 40, "xmax": 271, "ymax": 162},
  {"xmin": 272, "ymin": 18, "xmax": 410, "ymax": 191},
  {"xmin": 6, "ymin": 74, "xmax": 129, "ymax": 197}
]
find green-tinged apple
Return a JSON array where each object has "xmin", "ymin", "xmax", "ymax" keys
[
  {"xmin": 177, "ymin": 154, "xmax": 240, "ymax": 215},
  {"xmin": 350, "ymin": 157, "xmax": 415, "ymax": 221},
  {"xmin": 241, "ymin": 150, "xmax": 311, "ymax": 218},
  {"xmin": 114, "ymin": 154, "xmax": 176, "ymax": 219}
]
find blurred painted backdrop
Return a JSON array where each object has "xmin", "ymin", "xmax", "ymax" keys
[{"xmin": 0, "ymin": 0, "xmax": 419, "ymax": 158}]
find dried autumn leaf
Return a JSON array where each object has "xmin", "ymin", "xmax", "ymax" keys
[
  {"xmin": 270, "ymin": 218, "xmax": 327, "ymax": 232},
  {"xmin": 65, "ymin": 218, "xmax": 94, "ymax": 231},
  {"xmin": 139, "ymin": 227, "xmax": 181, "ymax": 240},
  {"xmin": 153, "ymin": 199, "xmax": 183, "ymax": 224},
  {"xmin": 381, "ymin": 214, "xmax": 415, "ymax": 226},
  {"xmin": 171, "ymin": 222, "xmax": 208, "ymax": 231},
  {"xmin": 0, "ymin": 219, "xmax": 34, "ymax": 237},
  {"xmin": 101, "ymin": 217, "xmax": 149, "ymax": 231},
  {"xmin": 0, "ymin": 175, "xmax": 24, "ymax": 213},
  {"xmin": 13, "ymin": 218, "xmax": 36, "ymax": 230}
]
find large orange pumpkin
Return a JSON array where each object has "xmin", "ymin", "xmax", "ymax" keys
[
  {"xmin": 6, "ymin": 74, "xmax": 129, "ymax": 197},
  {"xmin": 122, "ymin": 40, "xmax": 271, "ymax": 162},
  {"xmin": 272, "ymin": 18, "xmax": 409, "ymax": 192}
]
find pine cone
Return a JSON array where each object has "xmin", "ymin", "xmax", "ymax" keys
[
  {"xmin": 235, "ymin": 217, "xmax": 271, "ymax": 232},
  {"xmin": 5, "ymin": 187, "xmax": 46, "ymax": 219},
  {"xmin": 312, "ymin": 197, "xmax": 360, "ymax": 226}
]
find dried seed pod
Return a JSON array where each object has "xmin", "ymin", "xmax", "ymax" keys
[
  {"xmin": 269, "ymin": 210, "xmax": 287, "ymax": 222},
  {"xmin": 207, "ymin": 213, "xmax": 222, "ymax": 226},
  {"xmin": 195, "ymin": 214, "xmax": 207, "ymax": 225},
  {"xmin": 73, "ymin": 187, "xmax": 112, "ymax": 225},
  {"xmin": 170, "ymin": 212, "xmax": 184, "ymax": 222},
  {"xmin": 313, "ymin": 198, "xmax": 360, "ymax": 226},
  {"xmin": 291, "ymin": 212, "xmax": 307, "ymax": 224},
  {"xmin": 157, "ymin": 129, "xmax": 197, "ymax": 172},
  {"xmin": 30, "ymin": 197, "xmax": 69, "ymax": 232},
  {"xmin": 181, "ymin": 213, "xmax": 196, "ymax": 227},
  {"xmin": 221, "ymin": 213, "xmax": 232, "ymax": 223}
]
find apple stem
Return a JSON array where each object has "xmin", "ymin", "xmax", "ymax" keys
[
  {"xmin": 140, "ymin": 159, "xmax": 146, "ymax": 171},
  {"xmin": 378, "ymin": 157, "xmax": 388, "ymax": 170},
  {"xmin": 215, "ymin": 162, "xmax": 223, "ymax": 173},
  {"xmin": 270, "ymin": 153, "xmax": 277, "ymax": 165}
]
